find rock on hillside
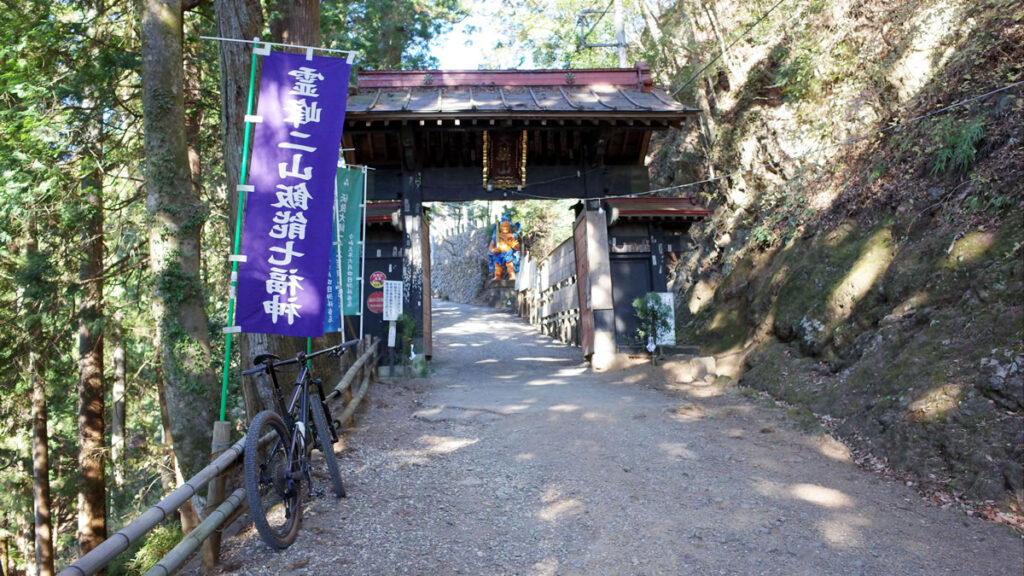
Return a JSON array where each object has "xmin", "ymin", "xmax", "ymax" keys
[{"xmin": 649, "ymin": 0, "xmax": 1023, "ymax": 520}]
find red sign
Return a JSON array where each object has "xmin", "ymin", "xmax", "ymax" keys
[
  {"xmin": 367, "ymin": 291, "xmax": 384, "ymax": 314},
  {"xmin": 369, "ymin": 271, "xmax": 386, "ymax": 288}
]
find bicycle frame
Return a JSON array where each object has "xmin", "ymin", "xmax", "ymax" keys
[
  {"xmin": 243, "ymin": 339, "xmax": 358, "ymax": 486},
  {"xmin": 241, "ymin": 339, "xmax": 357, "ymax": 548}
]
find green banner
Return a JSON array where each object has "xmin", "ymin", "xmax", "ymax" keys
[{"xmin": 336, "ymin": 168, "xmax": 364, "ymax": 316}]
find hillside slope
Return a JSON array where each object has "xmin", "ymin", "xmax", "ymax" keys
[{"xmin": 651, "ymin": 0, "xmax": 1023, "ymax": 520}]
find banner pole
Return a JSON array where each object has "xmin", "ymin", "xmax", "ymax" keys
[
  {"xmin": 334, "ymin": 165, "xmax": 345, "ymax": 335},
  {"xmin": 358, "ymin": 165, "xmax": 368, "ymax": 340},
  {"xmin": 219, "ymin": 39, "xmax": 262, "ymax": 421}
]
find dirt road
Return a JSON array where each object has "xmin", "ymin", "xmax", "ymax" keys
[{"xmin": 209, "ymin": 300, "xmax": 1022, "ymax": 575}]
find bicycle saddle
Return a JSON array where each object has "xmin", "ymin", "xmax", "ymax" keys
[{"xmin": 253, "ymin": 353, "xmax": 280, "ymax": 366}]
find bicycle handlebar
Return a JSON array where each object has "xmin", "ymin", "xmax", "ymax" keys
[{"xmin": 241, "ymin": 339, "xmax": 360, "ymax": 376}]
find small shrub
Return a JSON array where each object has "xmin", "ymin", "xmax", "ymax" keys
[
  {"xmin": 633, "ymin": 292, "xmax": 673, "ymax": 350},
  {"xmin": 396, "ymin": 312, "xmax": 418, "ymax": 360},
  {"xmin": 110, "ymin": 523, "xmax": 182, "ymax": 576},
  {"xmin": 930, "ymin": 115, "xmax": 986, "ymax": 175}
]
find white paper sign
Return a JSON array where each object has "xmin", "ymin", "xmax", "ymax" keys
[
  {"xmin": 656, "ymin": 292, "xmax": 675, "ymax": 346},
  {"xmin": 383, "ymin": 280, "xmax": 403, "ymax": 322}
]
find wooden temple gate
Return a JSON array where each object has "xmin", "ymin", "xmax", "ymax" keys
[{"xmin": 342, "ymin": 64, "xmax": 708, "ymax": 364}]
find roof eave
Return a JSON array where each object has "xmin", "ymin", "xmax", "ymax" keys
[{"xmin": 344, "ymin": 110, "xmax": 698, "ymax": 126}]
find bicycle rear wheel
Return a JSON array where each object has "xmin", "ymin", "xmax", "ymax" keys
[
  {"xmin": 244, "ymin": 410, "xmax": 302, "ymax": 549},
  {"xmin": 309, "ymin": 390, "xmax": 346, "ymax": 497}
]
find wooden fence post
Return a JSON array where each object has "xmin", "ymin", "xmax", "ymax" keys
[
  {"xmin": 201, "ymin": 421, "xmax": 232, "ymax": 573},
  {"xmin": 343, "ymin": 341, "xmax": 359, "ymax": 428}
]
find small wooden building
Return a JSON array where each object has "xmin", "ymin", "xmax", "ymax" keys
[{"xmin": 342, "ymin": 64, "xmax": 707, "ymax": 363}]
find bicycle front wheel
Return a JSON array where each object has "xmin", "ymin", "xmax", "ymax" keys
[
  {"xmin": 309, "ymin": 390, "xmax": 346, "ymax": 497},
  {"xmin": 244, "ymin": 410, "xmax": 302, "ymax": 549}
]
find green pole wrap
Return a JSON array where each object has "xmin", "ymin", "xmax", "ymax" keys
[{"xmin": 220, "ymin": 43, "xmax": 262, "ymax": 421}]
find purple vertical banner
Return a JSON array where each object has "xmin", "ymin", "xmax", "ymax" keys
[{"xmin": 236, "ymin": 50, "xmax": 352, "ymax": 337}]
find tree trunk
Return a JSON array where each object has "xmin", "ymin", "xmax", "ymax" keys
[
  {"xmin": 701, "ymin": 2, "xmax": 738, "ymax": 83},
  {"xmin": 269, "ymin": 0, "xmax": 320, "ymax": 46},
  {"xmin": 150, "ymin": 337, "xmax": 200, "ymax": 533},
  {"xmin": 184, "ymin": 21, "xmax": 204, "ymax": 205},
  {"xmin": 77, "ymin": 164, "xmax": 107, "ymax": 557},
  {"xmin": 153, "ymin": 343, "xmax": 176, "ymax": 493},
  {"xmin": 110, "ymin": 321, "xmax": 126, "ymax": 488},
  {"xmin": 215, "ymin": 0, "xmax": 325, "ymax": 420},
  {"xmin": 140, "ymin": 0, "xmax": 219, "ymax": 482},
  {"xmin": 680, "ymin": 6, "xmax": 717, "ymax": 180},
  {"xmin": 215, "ymin": 0, "xmax": 272, "ymax": 420},
  {"xmin": 26, "ymin": 227, "xmax": 54, "ymax": 576},
  {"xmin": 32, "ymin": 348, "xmax": 54, "ymax": 576}
]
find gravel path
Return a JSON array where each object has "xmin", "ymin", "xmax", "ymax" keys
[{"xmin": 205, "ymin": 300, "xmax": 1022, "ymax": 575}]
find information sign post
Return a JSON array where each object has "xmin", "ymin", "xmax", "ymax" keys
[{"xmin": 383, "ymin": 281, "xmax": 404, "ymax": 367}]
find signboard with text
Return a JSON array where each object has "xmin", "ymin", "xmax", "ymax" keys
[
  {"xmin": 324, "ymin": 168, "xmax": 364, "ymax": 332},
  {"xmin": 383, "ymin": 280, "xmax": 403, "ymax": 322},
  {"xmin": 236, "ymin": 50, "xmax": 352, "ymax": 337}
]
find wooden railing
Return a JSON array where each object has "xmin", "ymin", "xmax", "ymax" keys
[
  {"xmin": 58, "ymin": 337, "xmax": 380, "ymax": 576},
  {"xmin": 519, "ymin": 237, "xmax": 580, "ymax": 346}
]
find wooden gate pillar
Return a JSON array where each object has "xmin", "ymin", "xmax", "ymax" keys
[
  {"xmin": 401, "ymin": 180, "xmax": 429, "ymax": 357},
  {"xmin": 574, "ymin": 200, "xmax": 616, "ymax": 368}
]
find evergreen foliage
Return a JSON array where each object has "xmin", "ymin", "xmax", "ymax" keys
[{"xmin": 633, "ymin": 292, "xmax": 672, "ymax": 347}]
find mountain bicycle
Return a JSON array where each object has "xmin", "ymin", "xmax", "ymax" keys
[{"xmin": 241, "ymin": 339, "xmax": 358, "ymax": 549}]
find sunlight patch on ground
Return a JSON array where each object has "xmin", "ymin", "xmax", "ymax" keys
[
  {"xmin": 515, "ymin": 356, "xmax": 573, "ymax": 363},
  {"xmin": 475, "ymin": 358, "xmax": 499, "ymax": 364},
  {"xmin": 538, "ymin": 498, "xmax": 584, "ymax": 523},
  {"xmin": 814, "ymin": 436, "xmax": 852, "ymax": 462},
  {"xmin": 659, "ymin": 442, "xmax": 696, "ymax": 461},
  {"xmin": 413, "ymin": 405, "xmax": 445, "ymax": 418},
  {"xmin": 548, "ymin": 404, "xmax": 581, "ymax": 413},
  {"xmin": 667, "ymin": 381, "xmax": 726, "ymax": 398},
  {"xmin": 536, "ymin": 486, "xmax": 585, "ymax": 524},
  {"xmin": 621, "ymin": 373, "xmax": 646, "ymax": 384},
  {"xmin": 500, "ymin": 404, "xmax": 532, "ymax": 413},
  {"xmin": 555, "ymin": 366, "xmax": 589, "ymax": 377},
  {"xmin": 946, "ymin": 231, "xmax": 996, "ymax": 267},
  {"xmin": 515, "ymin": 452, "xmax": 535, "ymax": 462},
  {"xmin": 790, "ymin": 483, "xmax": 853, "ymax": 509},
  {"xmin": 892, "ymin": 291, "xmax": 930, "ymax": 316},
  {"xmin": 418, "ymin": 434, "xmax": 478, "ymax": 454},
  {"xmin": 815, "ymin": 513, "xmax": 870, "ymax": 548},
  {"xmin": 387, "ymin": 434, "xmax": 479, "ymax": 467},
  {"xmin": 752, "ymin": 479, "xmax": 854, "ymax": 511},
  {"xmin": 581, "ymin": 411, "xmax": 614, "ymax": 423},
  {"xmin": 908, "ymin": 384, "xmax": 962, "ymax": 422},
  {"xmin": 526, "ymin": 378, "xmax": 569, "ymax": 387},
  {"xmin": 828, "ymin": 227, "xmax": 893, "ymax": 321},
  {"xmin": 531, "ymin": 557, "xmax": 558, "ymax": 576}
]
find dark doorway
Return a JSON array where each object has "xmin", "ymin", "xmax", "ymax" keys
[{"xmin": 610, "ymin": 255, "xmax": 653, "ymax": 348}]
